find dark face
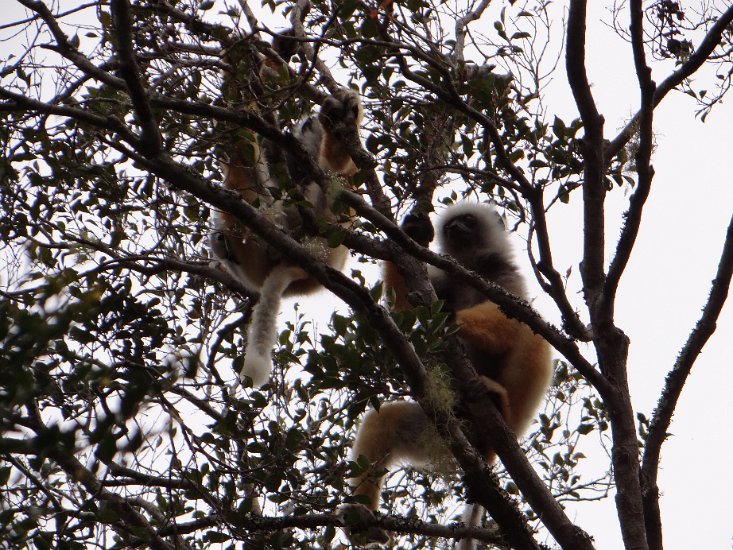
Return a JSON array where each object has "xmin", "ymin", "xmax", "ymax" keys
[{"xmin": 443, "ymin": 213, "xmax": 484, "ymax": 248}]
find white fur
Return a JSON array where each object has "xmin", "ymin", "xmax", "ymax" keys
[
  {"xmin": 458, "ymin": 503, "xmax": 483, "ymax": 550},
  {"xmin": 240, "ymin": 266, "xmax": 306, "ymax": 387},
  {"xmin": 435, "ymin": 202, "xmax": 512, "ymax": 258}
]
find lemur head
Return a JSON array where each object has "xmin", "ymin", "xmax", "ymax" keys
[{"xmin": 435, "ymin": 202, "xmax": 512, "ymax": 263}]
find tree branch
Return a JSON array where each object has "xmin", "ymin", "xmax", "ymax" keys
[
  {"xmin": 604, "ymin": 6, "xmax": 657, "ymax": 549},
  {"xmin": 40, "ymin": 437, "xmax": 186, "ymax": 549},
  {"xmin": 15, "ymin": 0, "xmax": 126, "ymax": 90},
  {"xmin": 641, "ymin": 212, "xmax": 733, "ymax": 550},
  {"xmin": 110, "ymin": 0, "xmax": 162, "ymax": 155},
  {"xmin": 605, "ymin": 5, "xmax": 733, "ymax": 163},
  {"xmin": 0, "ymin": 87, "xmax": 137, "ymax": 144},
  {"xmin": 566, "ymin": 0, "xmax": 606, "ymax": 309},
  {"xmin": 603, "ymin": 0, "xmax": 657, "ymax": 320}
]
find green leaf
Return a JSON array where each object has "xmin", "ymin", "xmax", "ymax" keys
[{"xmin": 553, "ymin": 116, "xmax": 567, "ymax": 139}]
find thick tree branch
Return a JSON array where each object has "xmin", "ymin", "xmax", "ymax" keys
[
  {"xmin": 567, "ymin": 6, "xmax": 648, "ymax": 550},
  {"xmin": 290, "ymin": 0, "xmax": 342, "ymax": 95},
  {"xmin": 110, "ymin": 0, "xmax": 162, "ymax": 155},
  {"xmin": 467, "ymin": 405, "xmax": 596, "ymax": 550},
  {"xmin": 602, "ymin": 4, "xmax": 657, "ymax": 549},
  {"xmin": 152, "ymin": 509, "xmax": 509, "ymax": 545},
  {"xmin": 566, "ymin": 0, "xmax": 606, "ymax": 311}
]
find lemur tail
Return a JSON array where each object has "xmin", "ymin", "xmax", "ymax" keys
[
  {"xmin": 240, "ymin": 266, "xmax": 306, "ymax": 387},
  {"xmin": 458, "ymin": 503, "xmax": 483, "ymax": 550}
]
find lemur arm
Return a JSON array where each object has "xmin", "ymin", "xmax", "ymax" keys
[
  {"xmin": 454, "ymin": 301, "xmax": 521, "ymax": 355},
  {"xmin": 383, "ymin": 211, "xmax": 435, "ymax": 312}
]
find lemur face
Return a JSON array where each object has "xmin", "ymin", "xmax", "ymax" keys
[{"xmin": 443, "ymin": 213, "xmax": 480, "ymax": 242}]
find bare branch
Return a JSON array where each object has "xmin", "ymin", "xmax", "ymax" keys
[
  {"xmin": 45, "ymin": 439, "xmax": 186, "ymax": 550},
  {"xmin": 606, "ymin": 5, "xmax": 733, "ymax": 162},
  {"xmin": 566, "ymin": 0, "xmax": 606, "ymax": 307},
  {"xmin": 0, "ymin": 86, "xmax": 139, "ymax": 144},
  {"xmin": 290, "ymin": 0, "xmax": 342, "ymax": 94},
  {"xmin": 110, "ymin": 0, "xmax": 162, "ymax": 155},
  {"xmin": 641, "ymin": 212, "xmax": 733, "ymax": 550},
  {"xmin": 454, "ymin": 0, "xmax": 494, "ymax": 60},
  {"xmin": 15, "ymin": 0, "xmax": 125, "ymax": 89}
]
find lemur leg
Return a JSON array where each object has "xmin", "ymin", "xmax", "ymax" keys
[
  {"xmin": 240, "ymin": 265, "xmax": 308, "ymax": 387},
  {"xmin": 344, "ymin": 401, "xmax": 433, "ymax": 548},
  {"xmin": 350, "ymin": 401, "xmax": 432, "ymax": 510},
  {"xmin": 382, "ymin": 260, "xmax": 413, "ymax": 313},
  {"xmin": 476, "ymin": 375, "xmax": 511, "ymax": 425}
]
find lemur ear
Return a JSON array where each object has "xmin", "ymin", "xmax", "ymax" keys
[{"xmin": 494, "ymin": 209, "xmax": 506, "ymax": 230}]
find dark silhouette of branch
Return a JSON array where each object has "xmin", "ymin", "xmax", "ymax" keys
[
  {"xmin": 143, "ymin": 0, "xmax": 231, "ymax": 44},
  {"xmin": 16, "ymin": 0, "xmax": 126, "ymax": 89},
  {"xmin": 641, "ymin": 212, "xmax": 733, "ymax": 550},
  {"xmin": 0, "ymin": 87, "xmax": 138, "ymax": 143},
  {"xmin": 606, "ymin": 5, "xmax": 733, "ymax": 162},
  {"xmin": 601, "ymin": 4, "xmax": 659, "ymax": 549},
  {"xmin": 527, "ymin": 189, "xmax": 593, "ymax": 341},
  {"xmin": 567, "ymin": 5, "xmax": 650, "ymax": 550},
  {"xmin": 566, "ymin": 0, "xmax": 606, "ymax": 308},
  {"xmin": 154, "ymin": 509, "xmax": 510, "ymax": 545},
  {"xmin": 37, "ymin": 434, "xmax": 188, "ymax": 550},
  {"xmin": 110, "ymin": 0, "xmax": 162, "ymax": 155},
  {"xmin": 603, "ymin": 0, "xmax": 657, "ymax": 317}
]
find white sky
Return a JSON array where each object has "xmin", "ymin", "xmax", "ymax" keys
[{"xmin": 3, "ymin": 1, "xmax": 732, "ymax": 548}]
